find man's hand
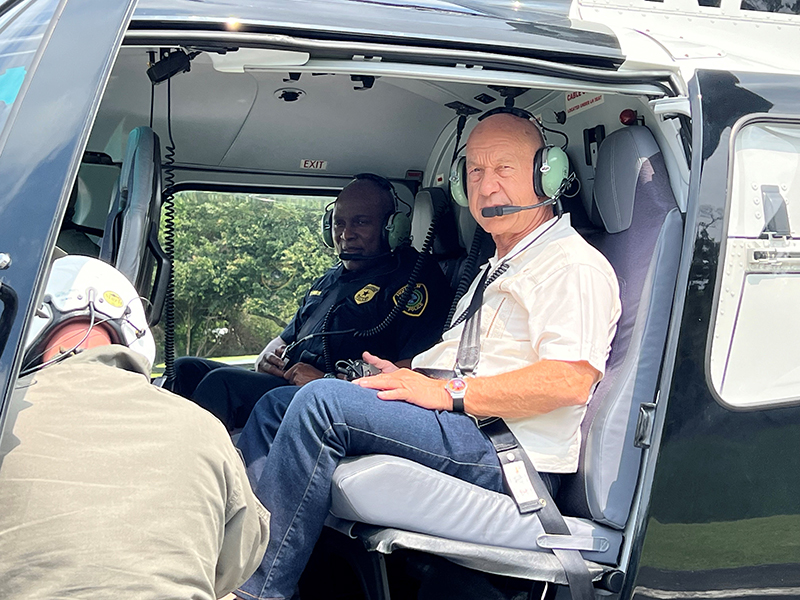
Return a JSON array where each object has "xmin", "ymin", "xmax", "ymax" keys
[
  {"xmin": 355, "ymin": 368, "xmax": 451, "ymax": 411},
  {"xmin": 362, "ymin": 351, "xmax": 400, "ymax": 374},
  {"xmin": 256, "ymin": 340, "xmax": 286, "ymax": 377},
  {"xmin": 283, "ymin": 362, "xmax": 325, "ymax": 386},
  {"xmin": 255, "ymin": 337, "xmax": 286, "ymax": 374},
  {"xmin": 259, "ymin": 352, "xmax": 287, "ymax": 378}
]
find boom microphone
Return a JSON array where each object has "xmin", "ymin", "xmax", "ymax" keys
[
  {"xmin": 481, "ymin": 198, "xmax": 555, "ymax": 218},
  {"xmin": 338, "ymin": 251, "xmax": 393, "ymax": 261}
]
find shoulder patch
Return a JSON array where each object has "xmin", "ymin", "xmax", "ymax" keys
[
  {"xmin": 393, "ymin": 283, "xmax": 428, "ymax": 317},
  {"xmin": 354, "ymin": 284, "xmax": 381, "ymax": 304},
  {"xmin": 309, "ymin": 290, "xmax": 323, "ymax": 296}
]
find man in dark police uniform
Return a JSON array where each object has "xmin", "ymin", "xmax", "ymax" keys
[{"xmin": 170, "ymin": 174, "xmax": 452, "ymax": 429}]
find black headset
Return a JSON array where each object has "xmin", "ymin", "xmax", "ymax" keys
[
  {"xmin": 321, "ymin": 173, "xmax": 412, "ymax": 251},
  {"xmin": 449, "ymin": 107, "xmax": 570, "ymax": 207}
]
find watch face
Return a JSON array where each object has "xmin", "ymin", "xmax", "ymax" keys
[{"xmin": 446, "ymin": 378, "xmax": 467, "ymax": 393}]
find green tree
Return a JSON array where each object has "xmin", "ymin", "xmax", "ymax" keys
[{"xmin": 159, "ymin": 191, "xmax": 333, "ymax": 358}]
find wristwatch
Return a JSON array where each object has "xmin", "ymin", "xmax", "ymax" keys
[{"xmin": 445, "ymin": 377, "xmax": 468, "ymax": 413}]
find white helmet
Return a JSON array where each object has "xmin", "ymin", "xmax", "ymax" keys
[{"xmin": 23, "ymin": 256, "xmax": 156, "ymax": 371}]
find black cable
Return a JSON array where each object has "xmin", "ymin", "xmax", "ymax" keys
[
  {"xmin": 537, "ymin": 119, "xmax": 569, "ymax": 151},
  {"xmin": 451, "ymin": 114, "xmax": 467, "ymax": 167},
  {"xmin": 448, "ymin": 262, "xmax": 509, "ymax": 330},
  {"xmin": 353, "ymin": 202, "xmax": 443, "ymax": 338},
  {"xmin": 20, "ymin": 298, "xmax": 97, "ymax": 377},
  {"xmin": 149, "ymin": 81, "xmax": 154, "ymax": 130},
  {"xmin": 444, "ymin": 226, "xmax": 488, "ymax": 329},
  {"xmin": 148, "ymin": 51, "xmax": 156, "ymax": 130},
  {"xmin": 161, "ymin": 75, "xmax": 177, "ymax": 383},
  {"xmin": 447, "ymin": 216, "xmax": 561, "ymax": 331},
  {"xmin": 321, "ymin": 305, "xmax": 335, "ymax": 374}
]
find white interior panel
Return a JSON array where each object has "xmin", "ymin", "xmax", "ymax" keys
[{"xmin": 90, "ymin": 50, "xmax": 259, "ymax": 165}]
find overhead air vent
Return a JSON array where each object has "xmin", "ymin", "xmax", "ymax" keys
[{"xmin": 274, "ymin": 88, "xmax": 306, "ymax": 103}]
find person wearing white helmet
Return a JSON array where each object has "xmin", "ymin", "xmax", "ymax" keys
[{"xmin": 0, "ymin": 255, "xmax": 270, "ymax": 600}]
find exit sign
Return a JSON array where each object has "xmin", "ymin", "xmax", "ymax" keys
[{"xmin": 300, "ymin": 159, "xmax": 328, "ymax": 170}]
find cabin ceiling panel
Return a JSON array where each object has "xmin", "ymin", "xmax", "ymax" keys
[
  {"xmin": 90, "ymin": 51, "xmax": 258, "ymax": 166},
  {"xmin": 218, "ymin": 72, "xmax": 454, "ymax": 178}
]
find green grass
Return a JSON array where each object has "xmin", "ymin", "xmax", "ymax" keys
[
  {"xmin": 641, "ymin": 514, "xmax": 800, "ymax": 570},
  {"xmin": 151, "ymin": 354, "xmax": 258, "ymax": 378}
]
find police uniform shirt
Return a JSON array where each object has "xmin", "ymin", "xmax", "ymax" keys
[{"xmin": 281, "ymin": 246, "xmax": 453, "ymax": 373}]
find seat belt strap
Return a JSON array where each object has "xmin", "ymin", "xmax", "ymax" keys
[
  {"xmin": 292, "ymin": 283, "xmax": 347, "ymax": 344},
  {"xmin": 451, "ymin": 251, "xmax": 595, "ymax": 599},
  {"xmin": 479, "ymin": 417, "xmax": 545, "ymax": 514},
  {"xmin": 285, "ymin": 279, "xmax": 363, "ymax": 364},
  {"xmin": 480, "ymin": 418, "xmax": 595, "ymax": 600}
]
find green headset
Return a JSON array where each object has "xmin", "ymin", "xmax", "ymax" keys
[
  {"xmin": 321, "ymin": 173, "xmax": 412, "ymax": 251},
  {"xmin": 449, "ymin": 107, "xmax": 570, "ymax": 208}
]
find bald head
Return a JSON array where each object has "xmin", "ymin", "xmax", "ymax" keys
[
  {"xmin": 468, "ymin": 113, "xmax": 544, "ymax": 160},
  {"xmin": 337, "ymin": 178, "xmax": 395, "ymax": 217}
]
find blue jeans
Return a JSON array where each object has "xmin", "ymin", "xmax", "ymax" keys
[{"xmin": 236, "ymin": 379, "xmax": 562, "ymax": 600}]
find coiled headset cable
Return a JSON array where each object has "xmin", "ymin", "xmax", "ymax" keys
[{"xmin": 160, "ymin": 75, "xmax": 178, "ymax": 384}]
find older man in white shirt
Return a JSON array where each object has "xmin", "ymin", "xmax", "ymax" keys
[{"xmin": 234, "ymin": 112, "xmax": 621, "ymax": 600}]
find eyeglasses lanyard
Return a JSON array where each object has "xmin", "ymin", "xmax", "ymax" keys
[{"xmin": 452, "ymin": 216, "xmax": 561, "ymax": 377}]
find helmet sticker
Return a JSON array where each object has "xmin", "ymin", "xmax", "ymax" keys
[{"xmin": 103, "ymin": 290, "xmax": 124, "ymax": 308}]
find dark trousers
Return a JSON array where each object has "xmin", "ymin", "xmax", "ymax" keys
[{"xmin": 169, "ymin": 357, "xmax": 289, "ymax": 430}]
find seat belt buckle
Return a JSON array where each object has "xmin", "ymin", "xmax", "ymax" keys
[{"xmin": 499, "ymin": 450, "xmax": 546, "ymax": 514}]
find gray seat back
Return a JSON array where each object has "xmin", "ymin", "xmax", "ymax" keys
[
  {"xmin": 557, "ymin": 126, "xmax": 683, "ymax": 528},
  {"xmin": 411, "ymin": 187, "xmax": 466, "ymax": 287},
  {"xmin": 100, "ymin": 126, "xmax": 162, "ymax": 288},
  {"xmin": 99, "ymin": 126, "xmax": 169, "ymax": 325}
]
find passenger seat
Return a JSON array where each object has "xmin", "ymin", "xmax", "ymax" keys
[
  {"xmin": 326, "ymin": 124, "xmax": 683, "ymax": 596},
  {"xmin": 100, "ymin": 126, "xmax": 171, "ymax": 326}
]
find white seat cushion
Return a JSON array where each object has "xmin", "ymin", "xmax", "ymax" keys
[{"xmin": 330, "ymin": 455, "xmax": 621, "ymax": 565}]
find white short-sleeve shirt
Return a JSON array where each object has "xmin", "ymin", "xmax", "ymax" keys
[{"xmin": 412, "ymin": 215, "xmax": 621, "ymax": 473}]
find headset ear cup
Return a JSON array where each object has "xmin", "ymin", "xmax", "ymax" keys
[
  {"xmin": 384, "ymin": 212, "xmax": 411, "ymax": 250},
  {"xmin": 533, "ymin": 147, "xmax": 546, "ymax": 197},
  {"xmin": 320, "ymin": 208, "xmax": 334, "ymax": 248},
  {"xmin": 540, "ymin": 146, "xmax": 570, "ymax": 199},
  {"xmin": 449, "ymin": 155, "xmax": 469, "ymax": 207},
  {"xmin": 533, "ymin": 146, "xmax": 570, "ymax": 199}
]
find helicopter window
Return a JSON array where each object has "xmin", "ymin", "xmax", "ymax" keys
[
  {"xmin": 150, "ymin": 190, "xmax": 334, "ymax": 374},
  {"xmin": 708, "ymin": 119, "xmax": 800, "ymax": 409},
  {"xmin": 0, "ymin": 0, "xmax": 61, "ymax": 138},
  {"xmin": 740, "ymin": 0, "xmax": 800, "ymax": 14}
]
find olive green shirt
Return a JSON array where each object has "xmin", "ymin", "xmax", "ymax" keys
[{"xmin": 0, "ymin": 346, "xmax": 269, "ymax": 599}]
